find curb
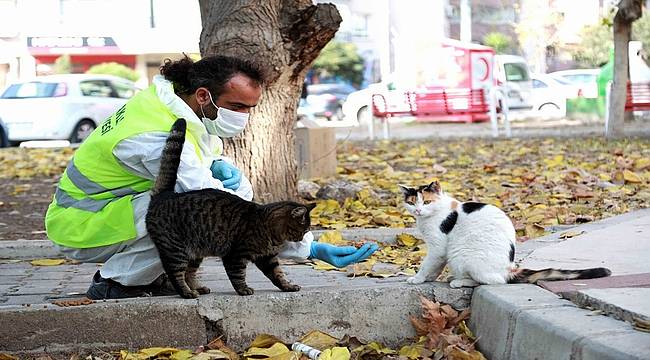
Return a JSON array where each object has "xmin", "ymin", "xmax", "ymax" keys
[
  {"xmin": 469, "ymin": 284, "xmax": 650, "ymax": 360},
  {"xmin": 0, "ymin": 228, "xmax": 420, "ymax": 259},
  {"xmin": 0, "ymin": 282, "xmax": 471, "ymax": 355}
]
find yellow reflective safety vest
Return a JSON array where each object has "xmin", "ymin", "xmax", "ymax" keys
[{"xmin": 45, "ymin": 85, "xmax": 202, "ymax": 248}]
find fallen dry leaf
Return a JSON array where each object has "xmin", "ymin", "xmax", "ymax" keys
[{"xmin": 30, "ymin": 259, "xmax": 65, "ymax": 266}]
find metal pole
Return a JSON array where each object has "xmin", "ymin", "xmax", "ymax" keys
[
  {"xmin": 460, "ymin": 0, "xmax": 472, "ymax": 42},
  {"xmin": 489, "ymin": 87, "xmax": 499, "ymax": 137},
  {"xmin": 605, "ymin": 81, "xmax": 611, "ymax": 137},
  {"xmin": 502, "ymin": 93, "xmax": 511, "ymax": 138}
]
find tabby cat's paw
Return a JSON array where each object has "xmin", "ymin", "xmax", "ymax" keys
[
  {"xmin": 180, "ymin": 290, "xmax": 199, "ymax": 299},
  {"xmin": 196, "ymin": 286, "xmax": 211, "ymax": 295},
  {"xmin": 407, "ymin": 276, "xmax": 425, "ymax": 284},
  {"xmin": 281, "ymin": 284, "xmax": 301, "ymax": 292},
  {"xmin": 236, "ymin": 286, "xmax": 255, "ymax": 296}
]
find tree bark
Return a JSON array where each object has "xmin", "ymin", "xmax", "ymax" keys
[
  {"xmin": 198, "ymin": 0, "xmax": 341, "ymax": 202},
  {"xmin": 607, "ymin": 0, "xmax": 642, "ymax": 138}
]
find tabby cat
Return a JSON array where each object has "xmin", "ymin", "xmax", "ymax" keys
[
  {"xmin": 399, "ymin": 181, "xmax": 611, "ymax": 288},
  {"xmin": 146, "ymin": 118, "xmax": 314, "ymax": 298}
]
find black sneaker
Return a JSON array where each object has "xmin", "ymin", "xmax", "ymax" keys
[
  {"xmin": 86, "ymin": 271, "xmax": 152, "ymax": 300},
  {"xmin": 146, "ymin": 273, "xmax": 178, "ymax": 297}
]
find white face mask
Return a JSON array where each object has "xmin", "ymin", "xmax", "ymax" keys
[{"xmin": 200, "ymin": 91, "xmax": 249, "ymax": 138}]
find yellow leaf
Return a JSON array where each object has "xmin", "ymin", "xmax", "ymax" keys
[
  {"xmin": 317, "ymin": 347, "xmax": 350, "ymax": 360},
  {"xmin": 0, "ymin": 354, "xmax": 18, "ymax": 360},
  {"xmin": 446, "ymin": 348, "xmax": 487, "ymax": 360},
  {"xmin": 138, "ymin": 347, "xmax": 179, "ymax": 357},
  {"xmin": 190, "ymin": 350, "xmax": 231, "ymax": 360},
  {"xmin": 543, "ymin": 155, "xmax": 564, "ymax": 168},
  {"xmin": 526, "ymin": 214, "xmax": 545, "ymax": 224},
  {"xmin": 311, "ymin": 260, "xmax": 345, "ymax": 272},
  {"xmin": 558, "ymin": 230, "xmax": 585, "ymax": 239},
  {"xmin": 318, "ymin": 230, "xmax": 346, "ymax": 246},
  {"xmin": 170, "ymin": 350, "xmax": 194, "ymax": 360},
  {"xmin": 398, "ymin": 344, "xmax": 425, "ymax": 359},
  {"xmin": 249, "ymin": 334, "xmax": 286, "ymax": 349},
  {"xmin": 30, "ymin": 259, "xmax": 65, "ymax": 266},
  {"xmin": 366, "ymin": 342, "xmax": 396, "ymax": 355},
  {"xmin": 243, "ymin": 343, "xmax": 290, "ymax": 358},
  {"xmin": 396, "ymin": 233, "xmax": 420, "ymax": 247},
  {"xmin": 623, "ymin": 170, "xmax": 642, "ymax": 183},
  {"xmin": 635, "ymin": 157, "xmax": 650, "ymax": 170},
  {"xmin": 298, "ymin": 330, "xmax": 339, "ymax": 350},
  {"xmin": 525, "ymin": 224, "xmax": 546, "ymax": 238},
  {"xmin": 399, "ymin": 268, "xmax": 417, "ymax": 276},
  {"xmin": 267, "ymin": 351, "xmax": 301, "ymax": 360}
]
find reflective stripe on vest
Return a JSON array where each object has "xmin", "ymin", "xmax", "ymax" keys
[{"xmin": 54, "ymin": 161, "xmax": 140, "ymax": 212}]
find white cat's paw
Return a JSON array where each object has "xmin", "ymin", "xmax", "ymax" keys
[
  {"xmin": 449, "ymin": 280, "xmax": 464, "ymax": 288},
  {"xmin": 449, "ymin": 279, "xmax": 478, "ymax": 288},
  {"xmin": 407, "ymin": 276, "xmax": 425, "ymax": 284}
]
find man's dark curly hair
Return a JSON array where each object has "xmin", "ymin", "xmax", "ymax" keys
[{"xmin": 160, "ymin": 54, "xmax": 264, "ymax": 97}]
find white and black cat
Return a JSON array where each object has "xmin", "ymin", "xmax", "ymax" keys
[{"xmin": 399, "ymin": 181, "xmax": 611, "ymax": 288}]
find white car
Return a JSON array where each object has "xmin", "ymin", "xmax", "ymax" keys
[
  {"xmin": 0, "ymin": 74, "xmax": 139, "ymax": 145},
  {"xmin": 547, "ymin": 69, "xmax": 600, "ymax": 99},
  {"xmin": 494, "ymin": 55, "xmax": 534, "ymax": 111},
  {"xmin": 530, "ymin": 73, "xmax": 580, "ymax": 118}
]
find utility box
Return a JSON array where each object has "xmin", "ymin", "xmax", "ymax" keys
[{"xmin": 294, "ymin": 126, "xmax": 337, "ymax": 179}]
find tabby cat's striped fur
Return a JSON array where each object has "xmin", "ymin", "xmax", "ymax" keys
[{"xmin": 146, "ymin": 119, "xmax": 313, "ymax": 298}]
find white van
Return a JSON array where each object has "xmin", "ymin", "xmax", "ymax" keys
[{"xmin": 494, "ymin": 55, "xmax": 534, "ymax": 111}]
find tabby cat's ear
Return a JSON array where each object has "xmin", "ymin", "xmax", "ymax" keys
[
  {"xmin": 427, "ymin": 181, "xmax": 441, "ymax": 193},
  {"xmin": 306, "ymin": 203, "xmax": 317, "ymax": 212},
  {"xmin": 291, "ymin": 206, "xmax": 308, "ymax": 218},
  {"xmin": 398, "ymin": 184, "xmax": 413, "ymax": 196}
]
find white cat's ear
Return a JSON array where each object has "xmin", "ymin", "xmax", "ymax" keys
[
  {"xmin": 427, "ymin": 181, "xmax": 441, "ymax": 193},
  {"xmin": 398, "ymin": 184, "xmax": 413, "ymax": 195}
]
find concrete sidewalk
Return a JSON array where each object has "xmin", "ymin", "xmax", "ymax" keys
[
  {"xmin": 1, "ymin": 211, "xmax": 650, "ymax": 358},
  {"xmin": 472, "ymin": 208, "xmax": 650, "ymax": 360}
]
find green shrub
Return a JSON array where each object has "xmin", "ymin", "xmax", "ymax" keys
[{"xmin": 86, "ymin": 62, "xmax": 140, "ymax": 82}]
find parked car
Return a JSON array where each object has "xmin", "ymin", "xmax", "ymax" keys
[
  {"xmin": 547, "ymin": 69, "xmax": 600, "ymax": 99},
  {"xmin": 0, "ymin": 74, "xmax": 139, "ymax": 145},
  {"xmin": 530, "ymin": 73, "xmax": 580, "ymax": 118},
  {"xmin": 0, "ymin": 118, "xmax": 8, "ymax": 148},
  {"xmin": 298, "ymin": 83, "xmax": 357, "ymax": 121},
  {"xmin": 494, "ymin": 55, "xmax": 534, "ymax": 111}
]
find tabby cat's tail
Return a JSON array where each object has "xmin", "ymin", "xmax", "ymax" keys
[
  {"xmin": 151, "ymin": 118, "xmax": 186, "ymax": 197},
  {"xmin": 508, "ymin": 267, "xmax": 611, "ymax": 284}
]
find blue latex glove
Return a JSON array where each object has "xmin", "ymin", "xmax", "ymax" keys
[
  {"xmin": 309, "ymin": 242, "xmax": 379, "ymax": 268},
  {"xmin": 210, "ymin": 160, "xmax": 242, "ymax": 190}
]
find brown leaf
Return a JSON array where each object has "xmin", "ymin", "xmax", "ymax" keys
[
  {"xmin": 52, "ymin": 297, "xmax": 94, "ymax": 307},
  {"xmin": 482, "ymin": 163, "xmax": 497, "ymax": 173},
  {"xmin": 205, "ymin": 337, "xmax": 239, "ymax": 360}
]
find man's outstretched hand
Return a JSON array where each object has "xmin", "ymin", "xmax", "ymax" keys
[{"xmin": 309, "ymin": 242, "xmax": 379, "ymax": 268}]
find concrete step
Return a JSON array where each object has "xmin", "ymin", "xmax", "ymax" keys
[{"xmin": 0, "ymin": 275, "xmax": 471, "ymax": 355}]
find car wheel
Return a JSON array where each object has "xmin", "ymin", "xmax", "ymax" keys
[
  {"xmin": 538, "ymin": 103, "xmax": 561, "ymax": 118},
  {"xmin": 70, "ymin": 120, "xmax": 96, "ymax": 144},
  {"xmin": 0, "ymin": 129, "xmax": 8, "ymax": 148},
  {"xmin": 357, "ymin": 106, "xmax": 371, "ymax": 125}
]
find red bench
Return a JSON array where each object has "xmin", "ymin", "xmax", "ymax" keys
[
  {"xmin": 625, "ymin": 82, "xmax": 650, "ymax": 111},
  {"xmin": 371, "ymin": 88, "xmax": 490, "ymax": 123}
]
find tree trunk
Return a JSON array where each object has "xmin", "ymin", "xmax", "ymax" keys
[
  {"xmin": 198, "ymin": 0, "xmax": 341, "ymax": 202},
  {"xmin": 607, "ymin": 0, "xmax": 643, "ymax": 138}
]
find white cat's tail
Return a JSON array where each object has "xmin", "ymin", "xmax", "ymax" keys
[{"xmin": 508, "ymin": 267, "xmax": 612, "ymax": 284}]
